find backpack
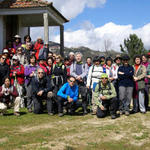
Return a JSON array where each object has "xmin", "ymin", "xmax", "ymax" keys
[
  {"xmin": 89, "ymin": 65, "xmax": 106, "ymax": 88},
  {"xmin": 93, "ymin": 81, "xmax": 112, "ymax": 96}
]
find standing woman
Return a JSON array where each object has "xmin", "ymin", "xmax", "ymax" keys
[
  {"xmin": 22, "ymin": 35, "xmax": 32, "ymax": 49},
  {"xmin": 34, "ymin": 37, "xmax": 44, "ymax": 60},
  {"xmin": 13, "ymin": 35, "xmax": 22, "ymax": 51},
  {"xmin": 132, "ymin": 55, "xmax": 146, "ymax": 113},
  {"xmin": 46, "ymin": 57, "xmax": 54, "ymax": 76},
  {"xmin": 141, "ymin": 54, "xmax": 149, "ymax": 109},
  {"xmin": 51, "ymin": 55, "xmax": 67, "ymax": 100},
  {"xmin": 24, "ymin": 55, "xmax": 38, "ymax": 112}
]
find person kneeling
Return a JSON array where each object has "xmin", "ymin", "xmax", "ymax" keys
[
  {"xmin": 0, "ymin": 77, "xmax": 21, "ymax": 116},
  {"xmin": 31, "ymin": 68, "xmax": 53, "ymax": 114},
  {"xmin": 93, "ymin": 73, "xmax": 118, "ymax": 119},
  {"xmin": 57, "ymin": 76, "xmax": 78, "ymax": 117}
]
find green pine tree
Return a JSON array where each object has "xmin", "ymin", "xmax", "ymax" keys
[{"xmin": 120, "ymin": 34, "xmax": 146, "ymax": 63}]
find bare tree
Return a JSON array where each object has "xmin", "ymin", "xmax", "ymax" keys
[{"xmin": 104, "ymin": 39, "xmax": 112, "ymax": 56}]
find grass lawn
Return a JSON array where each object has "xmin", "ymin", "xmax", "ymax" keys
[{"xmin": 0, "ymin": 108, "xmax": 150, "ymax": 150}]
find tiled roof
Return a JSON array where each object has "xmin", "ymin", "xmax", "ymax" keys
[{"xmin": 0, "ymin": 0, "xmax": 51, "ymax": 9}]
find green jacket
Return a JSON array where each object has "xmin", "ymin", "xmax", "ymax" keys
[
  {"xmin": 93, "ymin": 81, "xmax": 117, "ymax": 108},
  {"xmin": 133, "ymin": 65, "xmax": 146, "ymax": 90}
]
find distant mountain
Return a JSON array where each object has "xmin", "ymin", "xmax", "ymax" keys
[{"xmin": 48, "ymin": 41, "xmax": 121, "ymax": 60}]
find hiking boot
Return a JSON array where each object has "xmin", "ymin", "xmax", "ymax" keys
[
  {"xmin": 125, "ymin": 111, "xmax": 130, "ymax": 116},
  {"xmin": 14, "ymin": 112, "xmax": 20, "ymax": 116},
  {"xmin": 111, "ymin": 115, "xmax": 117, "ymax": 119},
  {"xmin": 58, "ymin": 113, "xmax": 64, "ymax": 117}
]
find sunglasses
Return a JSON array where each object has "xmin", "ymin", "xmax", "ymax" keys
[
  {"xmin": 56, "ymin": 58, "xmax": 60, "ymax": 59},
  {"xmin": 1, "ymin": 57, "xmax": 6, "ymax": 60},
  {"xmin": 13, "ymin": 59, "xmax": 17, "ymax": 61},
  {"xmin": 101, "ymin": 78, "xmax": 108, "ymax": 80},
  {"xmin": 70, "ymin": 80, "xmax": 75, "ymax": 83},
  {"xmin": 38, "ymin": 72, "xmax": 44, "ymax": 74}
]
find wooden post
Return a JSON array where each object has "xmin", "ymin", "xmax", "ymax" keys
[
  {"xmin": 60, "ymin": 25, "xmax": 64, "ymax": 57},
  {"xmin": 43, "ymin": 13, "xmax": 49, "ymax": 44}
]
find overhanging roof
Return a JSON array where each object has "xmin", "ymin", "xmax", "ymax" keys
[{"xmin": 0, "ymin": 0, "xmax": 69, "ymax": 24}]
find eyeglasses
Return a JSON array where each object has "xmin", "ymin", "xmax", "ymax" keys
[
  {"xmin": 38, "ymin": 72, "xmax": 44, "ymax": 74},
  {"xmin": 1, "ymin": 57, "xmax": 6, "ymax": 60},
  {"xmin": 70, "ymin": 80, "xmax": 75, "ymax": 83},
  {"xmin": 56, "ymin": 58, "xmax": 60, "ymax": 60},
  {"xmin": 101, "ymin": 78, "xmax": 108, "ymax": 80},
  {"xmin": 13, "ymin": 59, "xmax": 17, "ymax": 61}
]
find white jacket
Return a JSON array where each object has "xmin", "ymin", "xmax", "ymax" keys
[{"xmin": 86, "ymin": 65, "xmax": 109, "ymax": 88}]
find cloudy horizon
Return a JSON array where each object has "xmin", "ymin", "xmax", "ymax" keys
[{"xmin": 31, "ymin": 0, "xmax": 150, "ymax": 52}]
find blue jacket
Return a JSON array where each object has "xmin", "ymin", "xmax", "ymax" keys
[
  {"xmin": 118, "ymin": 65, "xmax": 134, "ymax": 87},
  {"xmin": 57, "ymin": 82, "xmax": 78, "ymax": 102}
]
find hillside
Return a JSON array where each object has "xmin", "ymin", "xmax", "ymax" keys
[{"xmin": 49, "ymin": 41, "xmax": 121, "ymax": 60}]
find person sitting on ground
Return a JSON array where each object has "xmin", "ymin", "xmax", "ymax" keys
[
  {"xmin": 0, "ymin": 77, "xmax": 21, "ymax": 116},
  {"xmin": 31, "ymin": 68, "xmax": 53, "ymax": 114},
  {"xmin": 93, "ymin": 73, "xmax": 118, "ymax": 119},
  {"xmin": 57, "ymin": 76, "xmax": 78, "ymax": 117}
]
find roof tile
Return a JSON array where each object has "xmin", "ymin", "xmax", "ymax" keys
[{"xmin": 0, "ymin": 0, "xmax": 51, "ymax": 8}]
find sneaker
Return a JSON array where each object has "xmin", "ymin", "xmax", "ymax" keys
[
  {"xmin": 14, "ymin": 112, "xmax": 20, "ymax": 116},
  {"xmin": 83, "ymin": 110, "xmax": 88, "ymax": 115},
  {"xmin": 119, "ymin": 111, "xmax": 123, "ymax": 115},
  {"xmin": 0, "ymin": 112, "xmax": 4, "ymax": 116},
  {"xmin": 28, "ymin": 109, "xmax": 32, "ymax": 113},
  {"xmin": 125, "ymin": 111, "xmax": 130, "ymax": 116},
  {"xmin": 111, "ymin": 115, "xmax": 117, "ymax": 119},
  {"xmin": 58, "ymin": 113, "xmax": 64, "ymax": 117},
  {"xmin": 91, "ymin": 111, "xmax": 96, "ymax": 115},
  {"xmin": 140, "ymin": 111, "xmax": 146, "ymax": 114},
  {"xmin": 48, "ymin": 112, "xmax": 54, "ymax": 116}
]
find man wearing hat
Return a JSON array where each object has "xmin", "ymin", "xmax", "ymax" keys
[
  {"xmin": 118, "ymin": 55, "xmax": 134, "ymax": 116},
  {"xmin": 10, "ymin": 55, "xmax": 25, "ymax": 107},
  {"xmin": 93, "ymin": 73, "xmax": 118, "ymax": 119}
]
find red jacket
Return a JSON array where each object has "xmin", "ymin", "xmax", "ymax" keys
[
  {"xmin": 10, "ymin": 64, "xmax": 24, "ymax": 85},
  {"xmin": 34, "ymin": 42, "xmax": 43, "ymax": 60},
  {"xmin": 38, "ymin": 62, "xmax": 48, "ymax": 74}
]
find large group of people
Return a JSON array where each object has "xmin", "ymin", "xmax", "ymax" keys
[{"xmin": 0, "ymin": 34, "xmax": 150, "ymax": 119}]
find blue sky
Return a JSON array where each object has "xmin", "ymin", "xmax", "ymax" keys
[
  {"xmin": 32, "ymin": 0, "xmax": 150, "ymax": 51},
  {"xmin": 65, "ymin": 0, "xmax": 150, "ymax": 30}
]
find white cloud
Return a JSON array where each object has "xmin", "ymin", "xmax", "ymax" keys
[
  {"xmin": 53, "ymin": 22, "xmax": 150, "ymax": 51},
  {"xmin": 48, "ymin": 0, "xmax": 106, "ymax": 19}
]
